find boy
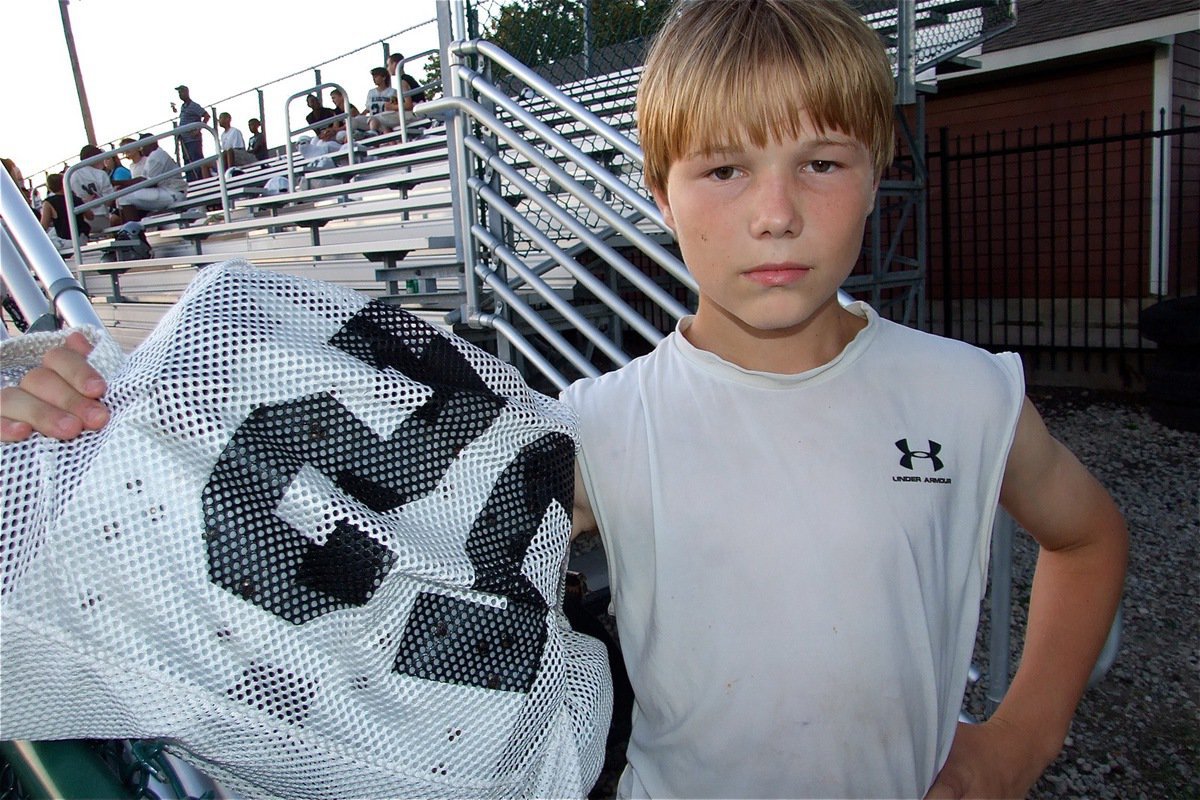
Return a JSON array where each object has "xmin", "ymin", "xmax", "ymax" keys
[
  {"xmin": 2, "ymin": 1, "xmax": 1127, "ymax": 798},
  {"xmin": 247, "ymin": 118, "xmax": 269, "ymax": 161},
  {"xmin": 364, "ymin": 66, "xmax": 401, "ymax": 134},
  {"xmin": 561, "ymin": 2, "xmax": 1126, "ymax": 797}
]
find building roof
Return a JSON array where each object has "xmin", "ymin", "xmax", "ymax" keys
[{"xmin": 984, "ymin": 0, "xmax": 1199, "ymax": 51}]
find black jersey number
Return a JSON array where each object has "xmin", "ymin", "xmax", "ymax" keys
[{"xmin": 201, "ymin": 303, "xmax": 572, "ymax": 692}]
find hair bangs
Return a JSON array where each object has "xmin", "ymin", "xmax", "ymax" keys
[{"xmin": 639, "ymin": 0, "xmax": 895, "ymax": 194}]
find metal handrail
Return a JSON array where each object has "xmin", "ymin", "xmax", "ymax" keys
[
  {"xmin": 63, "ymin": 123, "xmax": 229, "ymax": 266},
  {"xmin": 1, "ymin": 227, "xmax": 55, "ymax": 332},
  {"xmin": 467, "ymin": 174, "xmax": 673, "ymax": 349},
  {"xmin": 395, "ymin": 48, "xmax": 440, "ymax": 144},
  {"xmin": 457, "ymin": 62, "xmax": 660, "ymax": 226},
  {"xmin": 462, "ymin": 135, "xmax": 693, "ymax": 315},
  {"xmin": 419, "ymin": 94, "xmax": 690, "ymax": 291},
  {"xmin": 456, "ymin": 39, "xmax": 643, "ymax": 165},
  {"xmin": 2, "ymin": 167, "xmax": 100, "ymax": 330}
]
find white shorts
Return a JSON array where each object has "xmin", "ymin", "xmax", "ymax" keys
[{"xmin": 117, "ymin": 187, "xmax": 182, "ymax": 211}]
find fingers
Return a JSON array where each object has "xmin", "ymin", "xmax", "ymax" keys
[
  {"xmin": 0, "ymin": 411, "xmax": 34, "ymax": 442},
  {"xmin": 0, "ymin": 335, "xmax": 110, "ymax": 442},
  {"xmin": 47, "ymin": 332, "xmax": 108, "ymax": 399}
]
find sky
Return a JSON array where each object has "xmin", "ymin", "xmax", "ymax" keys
[{"xmin": 2, "ymin": 0, "xmax": 442, "ymax": 184}]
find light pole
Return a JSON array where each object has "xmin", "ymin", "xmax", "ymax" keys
[{"xmin": 59, "ymin": 0, "xmax": 97, "ymax": 147}]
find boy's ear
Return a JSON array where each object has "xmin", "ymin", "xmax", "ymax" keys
[
  {"xmin": 650, "ymin": 185, "xmax": 676, "ymax": 232},
  {"xmin": 867, "ymin": 177, "xmax": 880, "ymax": 217}
]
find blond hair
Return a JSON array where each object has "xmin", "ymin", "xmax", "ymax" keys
[{"xmin": 638, "ymin": 0, "xmax": 895, "ymax": 194}]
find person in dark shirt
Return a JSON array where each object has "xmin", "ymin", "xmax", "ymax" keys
[
  {"xmin": 173, "ymin": 84, "xmax": 212, "ymax": 180},
  {"xmin": 305, "ymin": 94, "xmax": 338, "ymax": 135},
  {"xmin": 40, "ymin": 172, "xmax": 91, "ymax": 246},
  {"xmin": 247, "ymin": 118, "xmax": 268, "ymax": 161}
]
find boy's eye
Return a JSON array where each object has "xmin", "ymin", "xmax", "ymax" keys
[
  {"xmin": 809, "ymin": 160, "xmax": 838, "ymax": 174},
  {"xmin": 709, "ymin": 166, "xmax": 738, "ymax": 181}
]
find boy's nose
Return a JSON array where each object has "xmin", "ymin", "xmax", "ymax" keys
[{"xmin": 749, "ymin": 175, "xmax": 800, "ymax": 239}]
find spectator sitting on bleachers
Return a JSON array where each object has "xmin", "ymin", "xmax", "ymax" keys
[
  {"xmin": 112, "ymin": 138, "xmax": 141, "ymax": 189},
  {"xmin": 217, "ymin": 112, "xmax": 258, "ymax": 170},
  {"xmin": 305, "ymin": 94, "xmax": 338, "ymax": 135},
  {"xmin": 105, "ymin": 148, "xmax": 133, "ymax": 184},
  {"xmin": 40, "ymin": 172, "xmax": 91, "ymax": 249},
  {"xmin": 116, "ymin": 134, "xmax": 187, "ymax": 223},
  {"xmin": 247, "ymin": 118, "xmax": 268, "ymax": 161},
  {"xmin": 330, "ymin": 88, "xmax": 368, "ymax": 142},
  {"xmin": 387, "ymin": 53, "xmax": 427, "ymax": 104},
  {"xmin": 69, "ymin": 145, "xmax": 120, "ymax": 230},
  {"xmin": 364, "ymin": 67, "xmax": 401, "ymax": 134}
]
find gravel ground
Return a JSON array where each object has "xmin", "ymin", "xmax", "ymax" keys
[{"xmin": 583, "ymin": 386, "xmax": 1199, "ymax": 799}]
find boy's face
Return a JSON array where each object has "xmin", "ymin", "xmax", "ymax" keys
[{"xmin": 652, "ymin": 110, "xmax": 877, "ymax": 363}]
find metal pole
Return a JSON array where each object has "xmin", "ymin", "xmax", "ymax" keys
[
  {"xmin": 583, "ymin": 0, "xmax": 593, "ymax": 77},
  {"xmin": 435, "ymin": 0, "xmax": 478, "ymax": 320},
  {"xmin": 2, "ymin": 167, "xmax": 100, "ymax": 329},
  {"xmin": 0, "ymin": 227, "xmax": 56, "ymax": 332},
  {"xmin": 58, "ymin": 0, "xmax": 97, "ymax": 147},
  {"xmin": 256, "ymin": 89, "xmax": 266, "ymax": 136},
  {"xmin": 896, "ymin": 0, "xmax": 916, "ymax": 106},
  {"xmin": 986, "ymin": 509, "xmax": 1014, "ymax": 715}
]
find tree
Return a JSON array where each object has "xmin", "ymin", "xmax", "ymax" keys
[
  {"xmin": 485, "ymin": 0, "xmax": 671, "ymax": 74},
  {"xmin": 423, "ymin": 0, "xmax": 672, "ymax": 93}
]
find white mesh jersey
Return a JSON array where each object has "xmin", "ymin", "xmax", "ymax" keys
[
  {"xmin": 562, "ymin": 305, "xmax": 1024, "ymax": 799},
  {"xmin": 0, "ymin": 261, "xmax": 611, "ymax": 799}
]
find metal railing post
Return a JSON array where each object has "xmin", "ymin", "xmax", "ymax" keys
[
  {"xmin": 435, "ymin": 0, "xmax": 480, "ymax": 322},
  {"xmin": 257, "ymin": 88, "xmax": 266, "ymax": 138}
]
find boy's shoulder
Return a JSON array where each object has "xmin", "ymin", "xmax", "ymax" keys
[
  {"xmin": 561, "ymin": 333, "xmax": 668, "ymax": 405},
  {"xmin": 871, "ymin": 312, "xmax": 1021, "ymax": 377}
]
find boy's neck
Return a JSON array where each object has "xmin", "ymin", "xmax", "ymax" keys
[{"xmin": 683, "ymin": 297, "xmax": 867, "ymax": 374}]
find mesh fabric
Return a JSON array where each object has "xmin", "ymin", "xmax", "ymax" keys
[{"xmin": 0, "ymin": 261, "xmax": 611, "ymax": 799}]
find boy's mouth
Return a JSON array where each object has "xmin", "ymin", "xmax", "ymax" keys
[{"xmin": 743, "ymin": 263, "xmax": 812, "ymax": 287}]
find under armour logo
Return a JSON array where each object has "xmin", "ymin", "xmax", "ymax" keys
[{"xmin": 896, "ymin": 439, "xmax": 944, "ymax": 471}]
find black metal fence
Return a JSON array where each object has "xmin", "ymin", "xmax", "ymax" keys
[{"xmin": 928, "ymin": 106, "xmax": 1199, "ymax": 371}]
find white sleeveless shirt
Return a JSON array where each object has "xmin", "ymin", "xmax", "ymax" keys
[{"xmin": 562, "ymin": 304, "xmax": 1024, "ymax": 799}]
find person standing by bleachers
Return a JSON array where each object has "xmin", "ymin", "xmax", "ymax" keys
[
  {"xmin": 116, "ymin": 134, "xmax": 187, "ymax": 222},
  {"xmin": 173, "ymin": 85, "xmax": 211, "ymax": 181}
]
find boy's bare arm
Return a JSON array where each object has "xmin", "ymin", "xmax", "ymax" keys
[
  {"xmin": 571, "ymin": 460, "xmax": 598, "ymax": 542},
  {"xmin": 0, "ymin": 332, "xmax": 109, "ymax": 442},
  {"xmin": 927, "ymin": 397, "xmax": 1128, "ymax": 799}
]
